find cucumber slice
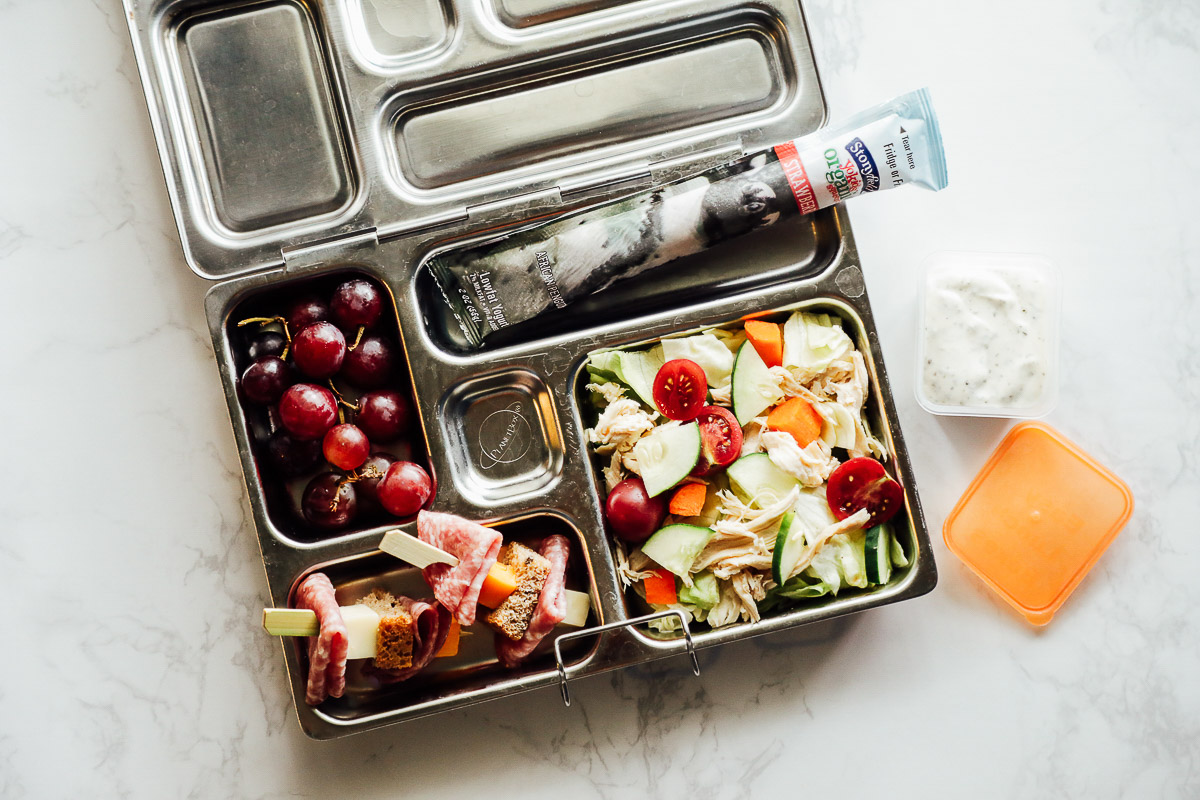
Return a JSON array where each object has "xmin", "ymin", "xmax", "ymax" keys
[
  {"xmin": 632, "ymin": 421, "xmax": 701, "ymax": 497},
  {"xmin": 771, "ymin": 511, "xmax": 805, "ymax": 585},
  {"xmin": 726, "ymin": 453, "xmax": 800, "ymax": 508},
  {"xmin": 865, "ymin": 524, "xmax": 893, "ymax": 584},
  {"xmin": 641, "ymin": 524, "xmax": 714, "ymax": 579},
  {"xmin": 731, "ymin": 341, "xmax": 782, "ymax": 425},
  {"xmin": 677, "ymin": 570, "xmax": 719, "ymax": 609}
]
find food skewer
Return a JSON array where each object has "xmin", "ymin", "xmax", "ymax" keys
[{"xmin": 262, "ymin": 529, "xmax": 591, "ymax": 641}]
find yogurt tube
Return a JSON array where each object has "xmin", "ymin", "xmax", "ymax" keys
[
  {"xmin": 917, "ymin": 252, "xmax": 1061, "ymax": 418},
  {"xmin": 430, "ymin": 88, "xmax": 949, "ymax": 347}
]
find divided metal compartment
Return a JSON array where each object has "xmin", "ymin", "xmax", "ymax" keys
[{"xmin": 126, "ymin": 0, "xmax": 937, "ymax": 739}]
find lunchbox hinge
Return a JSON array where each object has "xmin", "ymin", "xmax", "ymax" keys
[
  {"xmin": 466, "ymin": 186, "xmax": 563, "ymax": 223},
  {"xmin": 646, "ymin": 139, "xmax": 746, "ymax": 184},
  {"xmin": 281, "ymin": 227, "xmax": 379, "ymax": 272}
]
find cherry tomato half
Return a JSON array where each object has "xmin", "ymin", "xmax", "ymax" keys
[
  {"xmin": 826, "ymin": 457, "xmax": 904, "ymax": 527},
  {"xmin": 652, "ymin": 359, "xmax": 708, "ymax": 421},
  {"xmin": 692, "ymin": 405, "xmax": 744, "ymax": 475}
]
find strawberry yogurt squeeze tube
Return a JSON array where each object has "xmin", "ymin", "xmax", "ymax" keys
[{"xmin": 430, "ymin": 88, "xmax": 948, "ymax": 347}]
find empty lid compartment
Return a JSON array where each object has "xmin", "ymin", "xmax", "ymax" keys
[
  {"xmin": 943, "ymin": 422, "xmax": 1133, "ymax": 625},
  {"xmin": 178, "ymin": 3, "xmax": 354, "ymax": 235}
]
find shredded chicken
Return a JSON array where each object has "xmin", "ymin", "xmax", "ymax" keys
[
  {"xmin": 615, "ymin": 539, "xmax": 657, "ymax": 587},
  {"xmin": 740, "ymin": 415, "xmax": 768, "ymax": 456},
  {"xmin": 761, "ymin": 431, "xmax": 839, "ymax": 487},
  {"xmin": 731, "ymin": 572, "xmax": 767, "ymax": 623},
  {"xmin": 709, "ymin": 379, "xmax": 732, "ymax": 406},
  {"xmin": 705, "ymin": 582, "xmax": 744, "ymax": 629},
  {"xmin": 586, "ymin": 381, "xmax": 628, "ymax": 405},
  {"xmin": 713, "ymin": 487, "xmax": 798, "ymax": 535},
  {"xmin": 587, "ymin": 398, "xmax": 658, "ymax": 490}
]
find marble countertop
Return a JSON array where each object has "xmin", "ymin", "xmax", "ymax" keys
[{"xmin": 2, "ymin": 0, "xmax": 1197, "ymax": 796}]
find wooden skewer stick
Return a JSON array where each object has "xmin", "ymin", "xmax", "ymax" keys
[
  {"xmin": 263, "ymin": 608, "xmax": 319, "ymax": 636},
  {"xmin": 379, "ymin": 529, "xmax": 459, "ymax": 568}
]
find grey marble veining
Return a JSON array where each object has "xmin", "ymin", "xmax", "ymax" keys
[{"xmin": 1, "ymin": 0, "xmax": 1198, "ymax": 796}]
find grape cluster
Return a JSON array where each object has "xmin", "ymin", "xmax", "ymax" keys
[{"xmin": 236, "ymin": 277, "xmax": 432, "ymax": 532}]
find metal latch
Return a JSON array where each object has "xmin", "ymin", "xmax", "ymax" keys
[
  {"xmin": 280, "ymin": 227, "xmax": 379, "ymax": 271},
  {"xmin": 553, "ymin": 609, "xmax": 701, "ymax": 707}
]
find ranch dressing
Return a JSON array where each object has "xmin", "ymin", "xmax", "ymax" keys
[{"xmin": 918, "ymin": 254, "xmax": 1059, "ymax": 416}]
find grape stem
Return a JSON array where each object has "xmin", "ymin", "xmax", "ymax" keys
[
  {"xmin": 326, "ymin": 380, "xmax": 359, "ymax": 412},
  {"xmin": 328, "ymin": 465, "xmax": 383, "ymax": 511},
  {"xmin": 347, "ymin": 326, "xmax": 365, "ymax": 352}
]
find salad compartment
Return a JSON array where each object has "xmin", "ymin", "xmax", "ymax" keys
[{"xmin": 573, "ymin": 299, "xmax": 926, "ymax": 645}]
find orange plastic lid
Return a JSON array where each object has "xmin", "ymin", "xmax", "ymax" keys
[{"xmin": 943, "ymin": 422, "xmax": 1133, "ymax": 625}]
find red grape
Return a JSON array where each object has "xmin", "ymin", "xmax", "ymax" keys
[
  {"xmin": 292, "ymin": 322, "xmax": 346, "ymax": 379},
  {"xmin": 279, "ymin": 383, "xmax": 339, "ymax": 440},
  {"xmin": 355, "ymin": 453, "xmax": 396, "ymax": 511},
  {"xmin": 287, "ymin": 294, "xmax": 329, "ymax": 333},
  {"xmin": 247, "ymin": 330, "xmax": 287, "ymax": 360},
  {"xmin": 356, "ymin": 390, "xmax": 410, "ymax": 442},
  {"xmin": 302, "ymin": 472, "xmax": 357, "ymax": 530},
  {"xmin": 605, "ymin": 477, "xmax": 667, "ymax": 542},
  {"xmin": 241, "ymin": 356, "xmax": 292, "ymax": 405},
  {"xmin": 322, "ymin": 424, "xmax": 370, "ymax": 471},
  {"xmin": 340, "ymin": 335, "xmax": 395, "ymax": 389},
  {"xmin": 377, "ymin": 461, "xmax": 431, "ymax": 517},
  {"xmin": 331, "ymin": 278, "xmax": 383, "ymax": 331},
  {"xmin": 264, "ymin": 430, "xmax": 323, "ymax": 477}
]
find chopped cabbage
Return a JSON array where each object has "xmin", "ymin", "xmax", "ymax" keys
[
  {"xmin": 817, "ymin": 401, "xmax": 859, "ymax": 450},
  {"xmin": 661, "ymin": 333, "xmax": 735, "ymax": 388},
  {"xmin": 782, "ymin": 311, "xmax": 854, "ymax": 374}
]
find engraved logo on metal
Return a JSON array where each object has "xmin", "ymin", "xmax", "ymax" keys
[{"xmin": 478, "ymin": 402, "xmax": 533, "ymax": 469}]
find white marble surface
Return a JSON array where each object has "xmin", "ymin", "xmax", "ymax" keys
[{"xmin": 2, "ymin": 0, "xmax": 1197, "ymax": 796}]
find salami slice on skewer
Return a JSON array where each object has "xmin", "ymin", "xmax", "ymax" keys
[
  {"xmin": 417, "ymin": 510, "xmax": 502, "ymax": 626},
  {"xmin": 295, "ymin": 573, "xmax": 349, "ymax": 706},
  {"xmin": 367, "ymin": 596, "xmax": 452, "ymax": 684},
  {"xmin": 496, "ymin": 534, "xmax": 571, "ymax": 668}
]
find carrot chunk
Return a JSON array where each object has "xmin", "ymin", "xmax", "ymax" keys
[
  {"xmin": 643, "ymin": 569, "xmax": 678, "ymax": 605},
  {"xmin": 476, "ymin": 562, "xmax": 518, "ymax": 609},
  {"xmin": 435, "ymin": 618, "xmax": 461, "ymax": 658},
  {"xmin": 745, "ymin": 320, "xmax": 784, "ymax": 368},
  {"xmin": 767, "ymin": 397, "xmax": 824, "ymax": 448},
  {"xmin": 669, "ymin": 483, "xmax": 708, "ymax": 517}
]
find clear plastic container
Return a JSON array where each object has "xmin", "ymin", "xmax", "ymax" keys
[
  {"xmin": 916, "ymin": 252, "xmax": 1060, "ymax": 418},
  {"xmin": 943, "ymin": 422, "xmax": 1133, "ymax": 625}
]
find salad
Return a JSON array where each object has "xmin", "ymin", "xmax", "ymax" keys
[{"xmin": 583, "ymin": 310, "xmax": 910, "ymax": 632}]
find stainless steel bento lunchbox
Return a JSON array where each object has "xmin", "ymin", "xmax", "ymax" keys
[{"xmin": 123, "ymin": 0, "xmax": 936, "ymax": 739}]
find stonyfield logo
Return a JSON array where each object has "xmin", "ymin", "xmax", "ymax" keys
[
  {"xmin": 478, "ymin": 402, "xmax": 533, "ymax": 470},
  {"xmin": 823, "ymin": 147, "xmax": 862, "ymax": 202},
  {"xmin": 844, "ymin": 137, "xmax": 881, "ymax": 193}
]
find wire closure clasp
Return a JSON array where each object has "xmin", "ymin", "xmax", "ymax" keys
[{"xmin": 553, "ymin": 609, "xmax": 701, "ymax": 707}]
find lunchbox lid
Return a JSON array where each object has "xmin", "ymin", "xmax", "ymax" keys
[
  {"xmin": 943, "ymin": 422, "xmax": 1133, "ymax": 626},
  {"xmin": 124, "ymin": 0, "xmax": 829, "ymax": 280}
]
